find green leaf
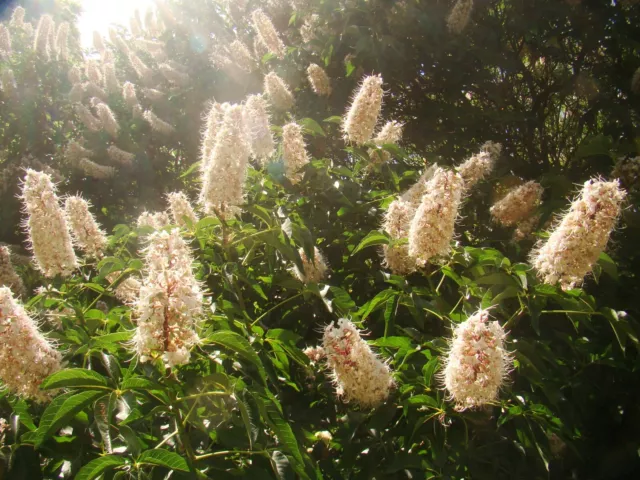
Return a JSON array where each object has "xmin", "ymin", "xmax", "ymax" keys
[
  {"xmin": 40, "ymin": 369, "xmax": 108, "ymax": 390},
  {"xmin": 75, "ymin": 456, "xmax": 126, "ymax": 480},
  {"xmin": 8, "ymin": 398, "xmax": 37, "ymax": 431},
  {"xmin": 237, "ymin": 397, "xmax": 254, "ymax": 449},
  {"xmin": 323, "ymin": 115, "xmax": 342, "ymax": 124},
  {"xmin": 262, "ymin": 397, "xmax": 306, "ymax": 476},
  {"xmin": 118, "ymin": 425, "xmax": 143, "ymax": 456},
  {"xmin": 120, "ymin": 377, "xmax": 163, "ymax": 392},
  {"xmin": 93, "ymin": 331, "xmax": 133, "ymax": 347},
  {"xmin": 137, "ymin": 449, "xmax": 189, "ymax": 472},
  {"xmin": 300, "ymin": 117, "xmax": 326, "ymax": 137},
  {"xmin": 351, "ymin": 230, "xmax": 389, "ymax": 256},
  {"xmin": 94, "ymin": 393, "xmax": 117, "ymax": 453},
  {"xmin": 597, "ymin": 252, "xmax": 618, "ymax": 281},
  {"xmin": 601, "ymin": 307, "xmax": 639, "ymax": 354},
  {"xmin": 206, "ymin": 331, "xmax": 267, "ymax": 384},
  {"xmin": 358, "ymin": 289, "xmax": 397, "ymax": 320},
  {"xmin": 405, "ymin": 395, "xmax": 439, "ymax": 409},
  {"xmin": 179, "ymin": 160, "xmax": 201, "ymax": 178},
  {"xmin": 476, "ymin": 273, "xmax": 518, "ymax": 286}
]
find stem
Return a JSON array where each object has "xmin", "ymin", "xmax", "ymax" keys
[
  {"xmin": 541, "ymin": 310, "xmax": 601, "ymax": 316},
  {"xmin": 177, "ymin": 391, "xmax": 228, "ymax": 402},
  {"xmin": 154, "ymin": 429, "xmax": 179, "ymax": 449},
  {"xmin": 194, "ymin": 450, "xmax": 266, "ymax": 462},
  {"xmin": 251, "ymin": 293, "xmax": 303, "ymax": 326}
]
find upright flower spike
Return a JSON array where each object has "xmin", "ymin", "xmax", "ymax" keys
[
  {"xmin": 442, "ymin": 309, "xmax": 512, "ymax": 410},
  {"xmin": 109, "ymin": 28, "xmax": 130, "ymax": 54},
  {"xmin": 158, "ymin": 63, "xmax": 190, "ymax": 86},
  {"xmin": 106, "ymin": 146, "xmax": 135, "ymax": 167},
  {"xmin": 251, "ymin": 9, "xmax": 286, "ymax": 59},
  {"xmin": 33, "ymin": 15, "xmax": 54, "ymax": 60},
  {"xmin": 95, "ymin": 102, "xmax": 120, "ymax": 138},
  {"xmin": 343, "ymin": 75, "xmax": 384, "ymax": 145},
  {"xmin": 77, "ymin": 158, "xmax": 116, "ymax": 179},
  {"xmin": 229, "ymin": 40, "xmax": 255, "ymax": 72},
  {"xmin": 75, "ymin": 104, "xmax": 102, "ymax": 132},
  {"xmin": 84, "ymin": 82, "xmax": 107, "ymax": 101},
  {"xmin": 307, "ymin": 64, "xmax": 332, "ymax": 96},
  {"xmin": 107, "ymin": 272, "xmax": 141, "ymax": 304},
  {"xmin": 142, "ymin": 87, "xmax": 165, "ymax": 101},
  {"xmin": 369, "ymin": 120, "xmax": 403, "ymax": 164},
  {"xmin": 128, "ymin": 53, "xmax": 153, "ymax": 85},
  {"xmin": 530, "ymin": 179, "xmax": 626, "ymax": 290},
  {"xmin": 137, "ymin": 211, "xmax": 170, "ymax": 230},
  {"xmin": 490, "ymin": 181, "xmax": 543, "ymax": 227},
  {"xmin": 68, "ymin": 83, "xmax": 85, "ymax": 102},
  {"xmin": 93, "ymin": 30, "xmax": 106, "ymax": 52},
  {"xmin": 408, "ymin": 167, "xmax": 464, "ymax": 265},
  {"xmin": 0, "ymin": 246, "xmax": 26, "ymax": 297},
  {"xmin": 64, "ymin": 196, "xmax": 108, "ymax": 258},
  {"xmin": 0, "ymin": 25, "xmax": 12, "ymax": 56},
  {"xmin": 264, "ymin": 72, "xmax": 294, "ymax": 111},
  {"xmin": 300, "ymin": 14, "xmax": 320, "ymax": 43},
  {"xmin": 381, "ymin": 198, "xmax": 417, "ymax": 275},
  {"xmin": 167, "ymin": 192, "xmax": 199, "ymax": 227},
  {"xmin": 55, "ymin": 23, "xmax": 70, "ymax": 61},
  {"xmin": 292, "ymin": 247, "xmax": 328, "ymax": 283},
  {"xmin": 322, "ymin": 318, "xmax": 394, "ymax": 408},
  {"xmin": 66, "ymin": 141, "xmax": 93, "ymax": 162},
  {"xmin": 68, "ymin": 66, "xmax": 82, "ymax": 84},
  {"xmin": 0, "ymin": 287, "xmax": 62, "ymax": 401},
  {"xmin": 200, "ymin": 102, "xmax": 227, "ymax": 171},
  {"xmin": 282, "ymin": 122, "xmax": 310, "ymax": 183},
  {"xmin": 122, "ymin": 82, "xmax": 143, "ymax": 118},
  {"xmin": 143, "ymin": 110, "xmax": 175, "ymax": 135},
  {"xmin": 1, "ymin": 69, "xmax": 17, "ymax": 97},
  {"xmin": 134, "ymin": 229, "xmax": 203, "ymax": 367},
  {"xmin": 244, "ymin": 95, "xmax": 275, "ymax": 163},
  {"xmin": 199, "ymin": 105, "xmax": 250, "ymax": 217},
  {"xmin": 456, "ymin": 141, "xmax": 501, "ymax": 190},
  {"xmin": 21, "ymin": 170, "xmax": 78, "ymax": 277},
  {"xmin": 103, "ymin": 63, "xmax": 120, "ymax": 94},
  {"xmin": 447, "ymin": 0, "xmax": 474, "ymax": 34},
  {"xmin": 10, "ymin": 6, "xmax": 25, "ymax": 28}
]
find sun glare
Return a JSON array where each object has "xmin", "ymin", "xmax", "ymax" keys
[{"xmin": 77, "ymin": 0, "xmax": 154, "ymax": 48}]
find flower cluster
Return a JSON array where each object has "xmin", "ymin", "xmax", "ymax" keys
[
  {"xmin": 264, "ymin": 72, "xmax": 294, "ymax": 111},
  {"xmin": 490, "ymin": 181, "xmax": 543, "ymax": 227},
  {"xmin": 95, "ymin": 102, "xmax": 120, "ymax": 138},
  {"xmin": 343, "ymin": 75, "xmax": 384, "ymax": 145},
  {"xmin": 106, "ymin": 145, "xmax": 135, "ymax": 167},
  {"xmin": 251, "ymin": 9, "xmax": 286, "ymax": 59},
  {"xmin": 244, "ymin": 95, "xmax": 275, "ymax": 162},
  {"xmin": 167, "ymin": 191, "xmax": 198, "ymax": 227},
  {"xmin": 107, "ymin": 272, "xmax": 141, "ymax": 304},
  {"xmin": 307, "ymin": 63, "xmax": 332, "ymax": 96},
  {"xmin": 456, "ymin": 141, "xmax": 501, "ymax": 190},
  {"xmin": 408, "ymin": 167, "xmax": 464, "ymax": 265},
  {"xmin": 77, "ymin": 158, "xmax": 116, "ymax": 179},
  {"xmin": 76, "ymin": 104, "xmax": 102, "ymax": 132},
  {"xmin": 282, "ymin": 122, "xmax": 310, "ymax": 183},
  {"xmin": 442, "ymin": 309, "xmax": 512, "ymax": 410},
  {"xmin": 0, "ymin": 246, "xmax": 25, "ymax": 297},
  {"xmin": 0, "ymin": 287, "xmax": 62, "ymax": 401},
  {"xmin": 531, "ymin": 179, "xmax": 626, "ymax": 289},
  {"xmin": 21, "ymin": 170, "xmax": 78, "ymax": 277},
  {"xmin": 322, "ymin": 318, "xmax": 394, "ymax": 408},
  {"xmin": 159, "ymin": 63, "xmax": 190, "ymax": 86},
  {"xmin": 64, "ymin": 196, "xmax": 108, "ymax": 259},
  {"xmin": 137, "ymin": 211, "xmax": 170, "ymax": 230},
  {"xmin": 33, "ymin": 15, "xmax": 54, "ymax": 59},
  {"xmin": 382, "ymin": 198, "xmax": 417, "ymax": 275},
  {"xmin": 134, "ymin": 229, "xmax": 203, "ymax": 367},
  {"xmin": 199, "ymin": 105, "xmax": 250, "ymax": 217},
  {"xmin": 144, "ymin": 110, "xmax": 175, "ymax": 134},
  {"xmin": 103, "ymin": 62, "xmax": 119, "ymax": 94},
  {"xmin": 447, "ymin": 0, "xmax": 474, "ymax": 34},
  {"xmin": 369, "ymin": 120, "xmax": 403, "ymax": 163},
  {"xmin": 292, "ymin": 247, "xmax": 328, "ymax": 284},
  {"xmin": 300, "ymin": 14, "xmax": 320, "ymax": 43},
  {"xmin": 200, "ymin": 102, "xmax": 227, "ymax": 169}
]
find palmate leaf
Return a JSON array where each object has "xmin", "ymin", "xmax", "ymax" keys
[
  {"xmin": 40, "ymin": 369, "xmax": 109, "ymax": 390},
  {"xmin": 75, "ymin": 455, "xmax": 126, "ymax": 480},
  {"xmin": 137, "ymin": 449, "xmax": 189, "ymax": 472}
]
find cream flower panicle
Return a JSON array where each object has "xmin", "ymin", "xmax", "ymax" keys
[
  {"xmin": 21, "ymin": 170, "xmax": 78, "ymax": 277},
  {"xmin": 490, "ymin": 181, "xmax": 543, "ymax": 227},
  {"xmin": 447, "ymin": 0, "xmax": 474, "ymax": 34},
  {"xmin": 282, "ymin": 122, "xmax": 310, "ymax": 183},
  {"xmin": 243, "ymin": 95, "xmax": 275, "ymax": 162},
  {"xmin": 0, "ymin": 25, "xmax": 12, "ymax": 56},
  {"xmin": 143, "ymin": 110, "xmax": 175, "ymax": 134},
  {"xmin": 159, "ymin": 63, "xmax": 190, "ymax": 86},
  {"xmin": 64, "ymin": 196, "xmax": 108, "ymax": 258},
  {"xmin": 77, "ymin": 158, "xmax": 116, "ymax": 179},
  {"xmin": 456, "ymin": 141, "xmax": 501, "ymax": 190},
  {"xmin": 408, "ymin": 167, "xmax": 464, "ymax": 265},
  {"xmin": 264, "ymin": 72, "xmax": 294, "ymax": 111},
  {"xmin": 292, "ymin": 247, "xmax": 328, "ymax": 283},
  {"xmin": 251, "ymin": 9, "xmax": 286, "ymax": 59},
  {"xmin": 369, "ymin": 120, "xmax": 403, "ymax": 164},
  {"xmin": 33, "ymin": 15, "xmax": 54, "ymax": 60},
  {"xmin": 322, "ymin": 318, "xmax": 394, "ymax": 408},
  {"xmin": 106, "ymin": 146, "xmax": 135, "ymax": 167},
  {"xmin": 167, "ymin": 191, "xmax": 199, "ymax": 227},
  {"xmin": 200, "ymin": 102, "xmax": 227, "ymax": 171},
  {"xmin": 95, "ymin": 102, "xmax": 120, "ymax": 138},
  {"xmin": 307, "ymin": 63, "xmax": 332, "ymax": 96},
  {"xmin": 0, "ymin": 287, "xmax": 62, "ymax": 401},
  {"xmin": 107, "ymin": 272, "xmax": 141, "ymax": 305},
  {"xmin": 343, "ymin": 74, "xmax": 384, "ymax": 145},
  {"xmin": 442, "ymin": 309, "xmax": 512, "ymax": 410},
  {"xmin": 0, "ymin": 246, "xmax": 26, "ymax": 297},
  {"xmin": 134, "ymin": 229, "xmax": 203, "ymax": 367},
  {"xmin": 530, "ymin": 179, "xmax": 625, "ymax": 290},
  {"xmin": 199, "ymin": 105, "xmax": 250, "ymax": 217},
  {"xmin": 103, "ymin": 63, "xmax": 120, "ymax": 94},
  {"xmin": 137, "ymin": 211, "xmax": 171, "ymax": 230}
]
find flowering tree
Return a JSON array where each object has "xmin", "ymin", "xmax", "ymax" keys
[{"xmin": 0, "ymin": 1, "xmax": 640, "ymax": 479}]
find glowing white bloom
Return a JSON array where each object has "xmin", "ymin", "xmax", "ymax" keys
[
  {"xmin": 106, "ymin": 146, "xmax": 135, "ymax": 167},
  {"xmin": 0, "ymin": 246, "xmax": 25, "ymax": 297},
  {"xmin": 513, "ymin": 215, "xmax": 540, "ymax": 241},
  {"xmin": 199, "ymin": 105, "xmax": 250, "ymax": 217},
  {"xmin": 244, "ymin": 95, "xmax": 274, "ymax": 162},
  {"xmin": 122, "ymin": 81, "xmax": 142, "ymax": 116},
  {"xmin": 64, "ymin": 196, "xmax": 107, "ymax": 258},
  {"xmin": 137, "ymin": 211, "xmax": 170, "ymax": 230},
  {"xmin": 142, "ymin": 88, "xmax": 165, "ymax": 101},
  {"xmin": 77, "ymin": 158, "xmax": 116, "ymax": 180},
  {"xmin": 456, "ymin": 141, "xmax": 501, "ymax": 190},
  {"xmin": 307, "ymin": 64, "xmax": 332, "ymax": 96},
  {"xmin": 86, "ymin": 60, "xmax": 102, "ymax": 85},
  {"xmin": 10, "ymin": 7, "xmax": 25, "ymax": 28},
  {"xmin": 343, "ymin": 75, "xmax": 384, "ymax": 145},
  {"xmin": 109, "ymin": 28, "xmax": 130, "ymax": 54},
  {"xmin": 322, "ymin": 318, "xmax": 394, "ymax": 408},
  {"xmin": 0, "ymin": 25, "xmax": 11, "ymax": 55},
  {"xmin": 144, "ymin": 110, "xmax": 175, "ymax": 135},
  {"xmin": 229, "ymin": 40, "xmax": 255, "ymax": 72},
  {"xmin": 145, "ymin": 8, "xmax": 162, "ymax": 37},
  {"xmin": 107, "ymin": 272, "xmax": 141, "ymax": 304},
  {"xmin": 1, "ymin": 69, "xmax": 16, "ymax": 97},
  {"xmin": 65, "ymin": 141, "xmax": 93, "ymax": 162},
  {"xmin": 442, "ymin": 309, "xmax": 512, "ymax": 410},
  {"xmin": 381, "ymin": 198, "xmax": 417, "ymax": 275},
  {"xmin": 264, "ymin": 72, "xmax": 294, "ymax": 111},
  {"xmin": 254, "ymin": 35, "xmax": 268, "ymax": 59},
  {"xmin": 103, "ymin": 63, "xmax": 120, "ymax": 94},
  {"xmin": 68, "ymin": 66, "xmax": 82, "ymax": 84},
  {"xmin": 134, "ymin": 229, "xmax": 203, "ymax": 367},
  {"xmin": 0, "ymin": 287, "xmax": 62, "ymax": 401},
  {"xmin": 447, "ymin": 0, "xmax": 474, "ymax": 34},
  {"xmin": 93, "ymin": 30, "xmax": 105, "ymax": 52},
  {"xmin": 282, "ymin": 122, "xmax": 310, "ymax": 183},
  {"xmin": 369, "ymin": 120, "xmax": 403, "ymax": 163},
  {"xmin": 491, "ymin": 181, "xmax": 543, "ymax": 227},
  {"xmin": 408, "ymin": 167, "xmax": 464, "ymax": 265},
  {"xmin": 136, "ymin": 38, "xmax": 165, "ymax": 54},
  {"xmin": 128, "ymin": 53, "xmax": 153, "ymax": 85},
  {"xmin": 315, "ymin": 431, "xmax": 332, "ymax": 445},
  {"xmin": 33, "ymin": 15, "xmax": 54, "ymax": 60},
  {"xmin": 84, "ymin": 82, "xmax": 108, "ymax": 101},
  {"xmin": 200, "ymin": 102, "xmax": 227, "ymax": 170},
  {"xmin": 304, "ymin": 345, "xmax": 325, "ymax": 364},
  {"xmin": 68, "ymin": 83, "xmax": 85, "ymax": 102},
  {"xmin": 251, "ymin": 9, "xmax": 286, "ymax": 59},
  {"xmin": 300, "ymin": 14, "xmax": 320, "ymax": 43},
  {"xmin": 292, "ymin": 247, "xmax": 328, "ymax": 283},
  {"xmin": 159, "ymin": 63, "xmax": 190, "ymax": 86},
  {"xmin": 531, "ymin": 179, "xmax": 626, "ymax": 290},
  {"xmin": 95, "ymin": 102, "xmax": 119, "ymax": 138},
  {"xmin": 167, "ymin": 192, "xmax": 198, "ymax": 227},
  {"xmin": 130, "ymin": 12, "xmax": 143, "ymax": 37},
  {"xmin": 21, "ymin": 170, "xmax": 78, "ymax": 277}
]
